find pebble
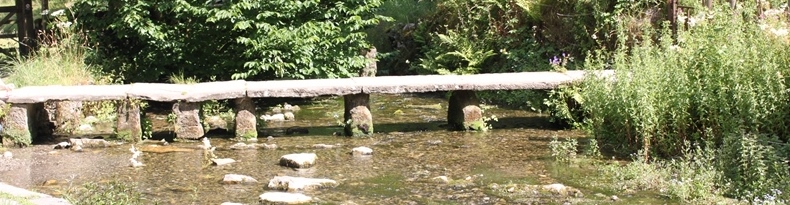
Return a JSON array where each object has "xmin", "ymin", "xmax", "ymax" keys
[
  {"xmin": 2, "ymin": 151, "xmax": 11, "ymax": 159},
  {"xmin": 611, "ymin": 195, "xmax": 619, "ymax": 201}
]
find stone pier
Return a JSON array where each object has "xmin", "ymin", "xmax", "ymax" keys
[
  {"xmin": 116, "ymin": 99, "xmax": 142, "ymax": 142},
  {"xmin": 2, "ymin": 104, "xmax": 33, "ymax": 146},
  {"xmin": 234, "ymin": 97, "xmax": 257, "ymax": 140},
  {"xmin": 344, "ymin": 94, "xmax": 373, "ymax": 136},
  {"xmin": 54, "ymin": 101, "xmax": 82, "ymax": 134},
  {"xmin": 173, "ymin": 101, "xmax": 204, "ymax": 139},
  {"xmin": 447, "ymin": 90, "xmax": 485, "ymax": 131},
  {"xmin": 343, "ymin": 46, "xmax": 377, "ymax": 137}
]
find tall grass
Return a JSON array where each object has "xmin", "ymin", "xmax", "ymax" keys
[
  {"xmin": 577, "ymin": 4, "xmax": 790, "ymax": 201},
  {"xmin": 4, "ymin": 18, "xmax": 96, "ymax": 87}
]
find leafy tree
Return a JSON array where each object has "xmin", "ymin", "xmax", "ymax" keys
[{"xmin": 71, "ymin": 0, "xmax": 387, "ymax": 83}]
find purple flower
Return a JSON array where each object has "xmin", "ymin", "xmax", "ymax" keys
[{"xmin": 549, "ymin": 56, "xmax": 561, "ymax": 66}]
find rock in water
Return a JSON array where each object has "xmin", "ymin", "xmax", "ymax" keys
[
  {"xmin": 222, "ymin": 174, "xmax": 258, "ymax": 184},
  {"xmin": 259, "ymin": 192, "xmax": 312, "ymax": 204},
  {"xmin": 229, "ymin": 142, "xmax": 256, "ymax": 150},
  {"xmin": 212, "ymin": 158, "xmax": 236, "ymax": 166},
  {"xmin": 279, "ymin": 153, "xmax": 317, "ymax": 168},
  {"xmin": 351, "ymin": 146, "xmax": 373, "ymax": 156},
  {"xmin": 267, "ymin": 176, "xmax": 338, "ymax": 191}
]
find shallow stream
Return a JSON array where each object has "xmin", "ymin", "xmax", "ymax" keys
[{"xmin": 0, "ymin": 94, "xmax": 674, "ymax": 204}]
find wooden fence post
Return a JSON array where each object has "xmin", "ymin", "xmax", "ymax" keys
[{"xmin": 15, "ymin": 0, "xmax": 35, "ymax": 57}]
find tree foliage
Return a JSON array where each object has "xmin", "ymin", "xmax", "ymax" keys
[{"xmin": 71, "ymin": 0, "xmax": 386, "ymax": 83}]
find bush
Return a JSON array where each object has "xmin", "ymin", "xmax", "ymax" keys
[
  {"xmin": 71, "ymin": 0, "xmax": 387, "ymax": 83},
  {"xmin": 577, "ymin": 3, "xmax": 790, "ymax": 201}
]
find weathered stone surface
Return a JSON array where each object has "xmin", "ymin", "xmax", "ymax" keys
[
  {"xmin": 116, "ymin": 99, "xmax": 141, "ymax": 142},
  {"xmin": 220, "ymin": 203, "xmax": 244, "ymax": 205},
  {"xmin": 344, "ymin": 94, "xmax": 373, "ymax": 137},
  {"xmin": 222, "ymin": 174, "xmax": 258, "ymax": 184},
  {"xmin": 212, "ymin": 158, "xmax": 236, "ymax": 166},
  {"xmin": 360, "ymin": 47, "xmax": 377, "ymax": 77},
  {"xmin": 54, "ymin": 101, "xmax": 82, "ymax": 134},
  {"xmin": 267, "ymin": 176, "xmax": 338, "ymax": 191},
  {"xmin": 247, "ymin": 78, "xmax": 360, "ymax": 98},
  {"xmin": 127, "ymin": 81, "xmax": 246, "ymax": 102},
  {"xmin": 352, "ymin": 75, "xmax": 463, "ymax": 94},
  {"xmin": 351, "ymin": 146, "xmax": 373, "ymax": 156},
  {"xmin": 2, "ymin": 104, "xmax": 33, "ymax": 147},
  {"xmin": 279, "ymin": 153, "xmax": 317, "ymax": 168},
  {"xmin": 172, "ymin": 102, "xmax": 204, "ymax": 139},
  {"xmin": 0, "ymin": 183, "xmax": 72, "ymax": 205},
  {"xmin": 447, "ymin": 90, "xmax": 485, "ymax": 131},
  {"xmin": 259, "ymin": 192, "xmax": 312, "ymax": 204},
  {"xmin": 6, "ymin": 85, "xmax": 131, "ymax": 103},
  {"xmin": 234, "ymin": 97, "xmax": 257, "ymax": 140}
]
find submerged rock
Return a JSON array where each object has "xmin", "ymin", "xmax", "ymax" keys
[
  {"xmin": 267, "ymin": 176, "xmax": 338, "ymax": 191},
  {"xmin": 279, "ymin": 153, "xmax": 316, "ymax": 168},
  {"xmin": 261, "ymin": 114, "xmax": 286, "ymax": 122},
  {"xmin": 312, "ymin": 144, "xmax": 338, "ymax": 149},
  {"xmin": 257, "ymin": 143, "xmax": 278, "ymax": 150},
  {"xmin": 432, "ymin": 176, "xmax": 450, "ymax": 184},
  {"xmin": 212, "ymin": 158, "xmax": 236, "ymax": 166},
  {"xmin": 223, "ymin": 174, "xmax": 258, "ymax": 184},
  {"xmin": 69, "ymin": 138, "xmax": 110, "ymax": 148},
  {"xmin": 351, "ymin": 146, "xmax": 373, "ymax": 156},
  {"xmin": 229, "ymin": 143, "xmax": 256, "ymax": 150},
  {"xmin": 259, "ymin": 192, "xmax": 311, "ymax": 204}
]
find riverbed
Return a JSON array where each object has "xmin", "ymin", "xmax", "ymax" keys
[{"xmin": 0, "ymin": 94, "xmax": 673, "ymax": 204}]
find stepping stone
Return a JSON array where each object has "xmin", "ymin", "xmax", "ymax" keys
[
  {"xmin": 279, "ymin": 153, "xmax": 316, "ymax": 168},
  {"xmin": 259, "ymin": 192, "xmax": 311, "ymax": 204},
  {"xmin": 267, "ymin": 176, "xmax": 338, "ymax": 191},
  {"xmin": 351, "ymin": 146, "xmax": 373, "ymax": 156},
  {"xmin": 222, "ymin": 174, "xmax": 258, "ymax": 184}
]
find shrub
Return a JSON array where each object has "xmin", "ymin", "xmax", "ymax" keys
[{"xmin": 578, "ymin": 3, "xmax": 790, "ymax": 201}]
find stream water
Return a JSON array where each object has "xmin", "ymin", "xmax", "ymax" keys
[{"xmin": 0, "ymin": 93, "xmax": 673, "ymax": 204}]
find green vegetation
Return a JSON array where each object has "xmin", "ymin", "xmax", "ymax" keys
[
  {"xmin": 543, "ymin": 2, "xmax": 790, "ymax": 203},
  {"xmin": 64, "ymin": 181, "xmax": 153, "ymax": 205},
  {"xmin": 70, "ymin": 0, "xmax": 388, "ymax": 83}
]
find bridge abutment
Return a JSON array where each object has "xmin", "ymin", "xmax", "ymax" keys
[
  {"xmin": 116, "ymin": 99, "xmax": 142, "ymax": 142},
  {"xmin": 448, "ymin": 90, "xmax": 486, "ymax": 131},
  {"xmin": 172, "ymin": 101, "xmax": 204, "ymax": 139},
  {"xmin": 234, "ymin": 97, "xmax": 257, "ymax": 141},
  {"xmin": 344, "ymin": 94, "xmax": 373, "ymax": 136}
]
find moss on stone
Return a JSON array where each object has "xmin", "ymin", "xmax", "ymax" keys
[
  {"xmin": 2, "ymin": 128, "xmax": 31, "ymax": 147},
  {"xmin": 115, "ymin": 129, "xmax": 141, "ymax": 142},
  {"xmin": 464, "ymin": 119, "xmax": 488, "ymax": 132},
  {"xmin": 237, "ymin": 130, "xmax": 257, "ymax": 141}
]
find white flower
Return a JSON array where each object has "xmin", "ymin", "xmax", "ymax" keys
[{"xmin": 50, "ymin": 9, "xmax": 65, "ymax": 17}]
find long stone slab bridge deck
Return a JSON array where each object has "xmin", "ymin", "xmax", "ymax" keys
[{"xmin": 0, "ymin": 70, "xmax": 613, "ymax": 146}]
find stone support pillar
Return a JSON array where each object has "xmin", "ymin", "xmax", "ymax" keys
[
  {"xmin": 234, "ymin": 97, "xmax": 257, "ymax": 141},
  {"xmin": 344, "ymin": 94, "xmax": 373, "ymax": 136},
  {"xmin": 2, "ymin": 103, "xmax": 34, "ymax": 146},
  {"xmin": 447, "ymin": 90, "xmax": 486, "ymax": 131},
  {"xmin": 343, "ymin": 46, "xmax": 378, "ymax": 137},
  {"xmin": 54, "ymin": 101, "xmax": 82, "ymax": 134},
  {"xmin": 173, "ymin": 101, "xmax": 204, "ymax": 139},
  {"xmin": 116, "ymin": 99, "xmax": 141, "ymax": 142}
]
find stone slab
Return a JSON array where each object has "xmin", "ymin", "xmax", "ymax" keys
[
  {"xmin": 352, "ymin": 75, "xmax": 464, "ymax": 94},
  {"xmin": 455, "ymin": 71, "xmax": 588, "ymax": 91},
  {"xmin": 127, "ymin": 81, "xmax": 246, "ymax": 102},
  {"xmin": 0, "ymin": 182, "xmax": 71, "ymax": 205},
  {"xmin": 247, "ymin": 78, "xmax": 359, "ymax": 97},
  {"xmin": 6, "ymin": 85, "xmax": 131, "ymax": 103}
]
